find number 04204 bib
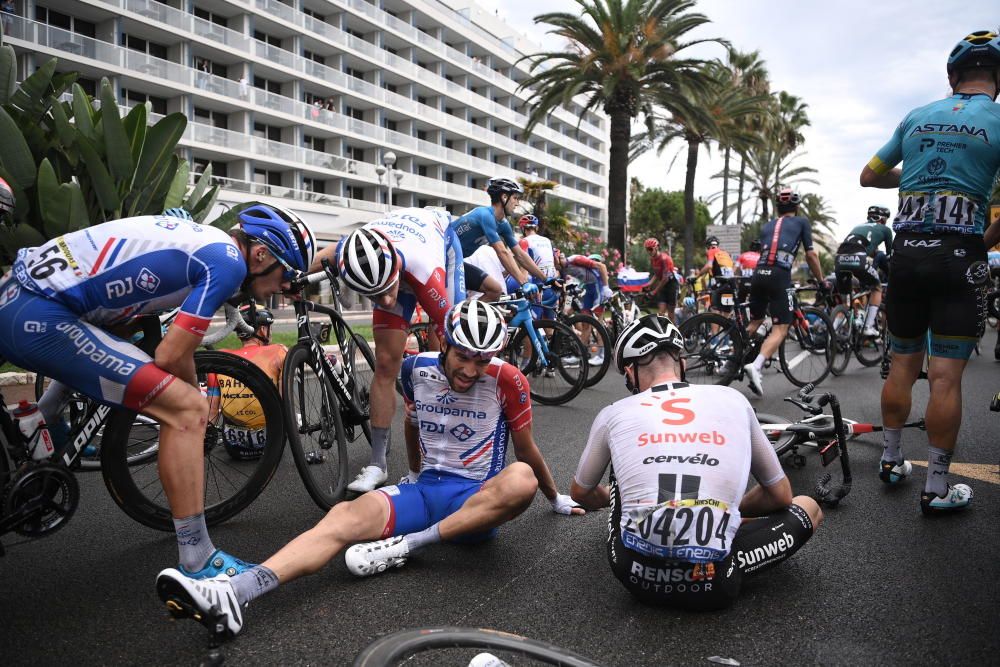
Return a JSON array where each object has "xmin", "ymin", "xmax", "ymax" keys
[{"xmin": 621, "ymin": 496, "xmax": 733, "ymax": 563}]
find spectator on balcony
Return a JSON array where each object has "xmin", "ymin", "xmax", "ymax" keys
[
  {"xmin": 1, "ymin": 0, "xmax": 15, "ymax": 35},
  {"xmin": 239, "ymin": 76, "xmax": 249, "ymax": 100}
]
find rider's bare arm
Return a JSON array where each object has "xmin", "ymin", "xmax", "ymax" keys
[
  {"xmin": 403, "ymin": 418, "xmax": 423, "ymax": 475},
  {"xmin": 740, "ymin": 411, "xmax": 793, "ymax": 517},
  {"xmin": 510, "ymin": 427, "xmax": 560, "ymax": 502},
  {"xmin": 570, "ymin": 479, "xmax": 610, "ymax": 510},
  {"xmin": 155, "ymin": 326, "xmax": 202, "ymax": 386},
  {"xmin": 859, "ymin": 164, "xmax": 901, "ymax": 189},
  {"xmin": 985, "ymin": 219, "xmax": 1000, "ymax": 250},
  {"xmin": 493, "ymin": 240, "xmax": 529, "ymax": 285},
  {"xmin": 805, "ymin": 249, "xmax": 825, "ymax": 283},
  {"xmin": 739, "ymin": 477, "xmax": 793, "ymax": 518},
  {"xmin": 571, "ymin": 407, "xmax": 612, "ymax": 510},
  {"xmin": 511, "ymin": 243, "xmax": 547, "ymax": 282}
]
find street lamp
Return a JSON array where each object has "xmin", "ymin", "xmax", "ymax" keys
[{"xmin": 375, "ymin": 151, "xmax": 402, "ymax": 212}]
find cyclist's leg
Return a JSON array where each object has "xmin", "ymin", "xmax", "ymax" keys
[
  {"xmin": 437, "ymin": 462, "xmax": 537, "ymax": 540},
  {"xmin": 370, "ymin": 301, "xmax": 412, "ymax": 479},
  {"xmin": 732, "ymin": 499, "xmax": 819, "ymax": 578}
]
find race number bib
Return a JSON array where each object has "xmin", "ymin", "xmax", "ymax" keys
[
  {"xmin": 894, "ymin": 193, "xmax": 929, "ymax": 225},
  {"xmin": 895, "ymin": 192, "xmax": 979, "ymax": 230},
  {"xmin": 223, "ymin": 425, "xmax": 266, "ymax": 451},
  {"xmin": 622, "ymin": 497, "xmax": 732, "ymax": 563},
  {"xmin": 720, "ymin": 293, "xmax": 735, "ymax": 306}
]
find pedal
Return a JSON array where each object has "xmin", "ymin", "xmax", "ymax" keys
[
  {"xmin": 991, "ymin": 392, "xmax": 1000, "ymax": 412},
  {"xmin": 818, "ymin": 440, "xmax": 839, "ymax": 466}
]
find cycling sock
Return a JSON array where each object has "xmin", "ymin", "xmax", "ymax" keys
[
  {"xmin": 924, "ymin": 445, "xmax": 953, "ymax": 497},
  {"xmin": 174, "ymin": 513, "xmax": 216, "ymax": 571},
  {"xmin": 230, "ymin": 565, "xmax": 279, "ymax": 606},
  {"xmin": 370, "ymin": 426, "xmax": 390, "ymax": 470},
  {"xmin": 882, "ymin": 428, "xmax": 902, "ymax": 464},
  {"xmin": 865, "ymin": 304, "xmax": 879, "ymax": 328},
  {"xmin": 752, "ymin": 354, "xmax": 766, "ymax": 371},
  {"xmin": 404, "ymin": 523, "xmax": 441, "ymax": 552}
]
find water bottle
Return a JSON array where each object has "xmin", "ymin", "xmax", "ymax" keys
[
  {"xmin": 326, "ymin": 353, "xmax": 349, "ymax": 385},
  {"xmin": 467, "ymin": 653, "xmax": 510, "ymax": 667},
  {"xmin": 13, "ymin": 400, "xmax": 55, "ymax": 460}
]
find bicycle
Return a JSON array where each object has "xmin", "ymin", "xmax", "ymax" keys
[
  {"xmin": 556, "ymin": 283, "xmax": 612, "ymax": 388},
  {"xmin": 680, "ymin": 282, "xmax": 835, "ymax": 389},
  {"xmin": 497, "ymin": 291, "xmax": 588, "ymax": 405},
  {"xmin": 282, "ymin": 262, "xmax": 376, "ymax": 509},
  {"xmin": 824, "ymin": 284, "xmax": 886, "ymax": 375}
]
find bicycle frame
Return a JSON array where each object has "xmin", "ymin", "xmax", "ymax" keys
[{"xmin": 502, "ymin": 296, "xmax": 554, "ymax": 367}]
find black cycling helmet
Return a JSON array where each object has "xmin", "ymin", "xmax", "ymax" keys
[
  {"xmin": 0, "ymin": 176, "xmax": 15, "ymax": 219},
  {"xmin": 947, "ymin": 30, "xmax": 1000, "ymax": 74},
  {"xmin": 749, "ymin": 239, "xmax": 762, "ymax": 252},
  {"xmin": 867, "ymin": 205, "xmax": 891, "ymax": 222},
  {"xmin": 486, "ymin": 177, "xmax": 523, "ymax": 203},
  {"xmin": 236, "ymin": 303, "xmax": 274, "ymax": 342},
  {"xmin": 705, "ymin": 236, "xmax": 720, "ymax": 248}
]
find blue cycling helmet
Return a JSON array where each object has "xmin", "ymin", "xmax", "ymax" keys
[
  {"xmin": 947, "ymin": 30, "xmax": 1000, "ymax": 74},
  {"xmin": 683, "ymin": 296, "xmax": 696, "ymax": 309},
  {"xmin": 518, "ymin": 214, "xmax": 539, "ymax": 228},
  {"xmin": 163, "ymin": 207, "xmax": 194, "ymax": 221},
  {"xmin": 238, "ymin": 204, "xmax": 316, "ymax": 274}
]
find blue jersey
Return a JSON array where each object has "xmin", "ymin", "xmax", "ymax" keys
[
  {"xmin": 450, "ymin": 206, "xmax": 518, "ymax": 257},
  {"xmin": 868, "ymin": 93, "xmax": 1000, "ymax": 236},
  {"xmin": 757, "ymin": 215, "xmax": 813, "ymax": 271}
]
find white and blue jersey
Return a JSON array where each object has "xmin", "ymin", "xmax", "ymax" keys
[
  {"xmin": 451, "ymin": 206, "xmax": 518, "ymax": 257},
  {"xmin": 868, "ymin": 93, "xmax": 1000, "ymax": 236}
]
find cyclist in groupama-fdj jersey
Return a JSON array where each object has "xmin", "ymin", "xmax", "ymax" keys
[
  {"xmin": 570, "ymin": 314, "xmax": 823, "ymax": 610},
  {"xmin": 861, "ymin": 29, "xmax": 1000, "ymax": 516},
  {"xmin": 156, "ymin": 300, "xmax": 582, "ymax": 638},
  {"xmin": 0, "ymin": 190, "xmax": 314, "ymax": 582}
]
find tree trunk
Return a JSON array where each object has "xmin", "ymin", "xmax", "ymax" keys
[
  {"xmin": 722, "ymin": 146, "xmax": 730, "ymax": 225},
  {"xmin": 682, "ymin": 136, "xmax": 700, "ymax": 274},
  {"xmin": 606, "ymin": 109, "xmax": 631, "ymax": 253},
  {"xmin": 736, "ymin": 155, "xmax": 746, "ymax": 225},
  {"xmin": 761, "ymin": 192, "xmax": 770, "ymax": 221}
]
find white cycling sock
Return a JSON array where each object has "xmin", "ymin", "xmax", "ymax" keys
[
  {"xmin": 752, "ymin": 354, "xmax": 766, "ymax": 372},
  {"xmin": 865, "ymin": 304, "xmax": 879, "ymax": 328},
  {"xmin": 230, "ymin": 565, "xmax": 279, "ymax": 606},
  {"xmin": 174, "ymin": 513, "xmax": 216, "ymax": 572},
  {"xmin": 924, "ymin": 445, "xmax": 953, "ymax": 497},
  {"xmin": 882, "ymin": 427, "xmax": 902, "ymax": 464},
  {"xmin": 404, "ymin": 523, "xmax": 441, "ymax": 552},
  {"xmin": 370, "ymin": 426, "xmax": 390, "ymax": 470}
]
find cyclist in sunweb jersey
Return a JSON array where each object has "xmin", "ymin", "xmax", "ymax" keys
[
  {"xmin": 569, "ymin": 314, "xmax": 822, "ymax": 610},
  {"xmin": 450, "ymin": 178, "xmax": 547, "ymax": 297},
  {"xmin": 860, "ymin": 30, "xmax": 1000, "ymax": 514},
  {"xmin": 332, "ymin": 207, "xmax": 465, "ymax": 493},
  {"xmin": 0, "ymin": 193, "xmax": 314, "ymax": 581},
  {"xmin": 642, "ymin": 238, "xmax": 678, "ymax": 318},
  {"xmin": 743, "ymin": 189, "xmax": 828, "ymax": 397},
  {"xmin": 156, "ymin": 300, "xmax": 582, "ymax": 638},
  {"xmin": 834, "ymin": 206, "xmax": 893, "ymax": 338}
]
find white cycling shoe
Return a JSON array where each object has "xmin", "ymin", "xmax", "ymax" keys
[
  {"xmin": 588, "ymin": 353, "xmax": 605, "ymax": 367},
  {"xmin": 861, "ymin": 326, "xmax": 881, "ymax": 338},
  {"xmin": 347, "ymin": 465, "xmax": 388, "ymax": 493},
  {"xmin": 156, "ymin": 568, "xmax": 244, "ymax": 637},
  {"xmin": 743, "ymin": 363, "xmax": 764, "ymax": 396},
  {"xmin": 561, "ymin": 355, "xmax": 581, "ymax": 367},
  {"xmin": 345, "ymin": 535, "xmax": 410, "ymax": 577},
  {"xmin": 920, "ymin": 484, "xmax": 973, "ymax": 515}
]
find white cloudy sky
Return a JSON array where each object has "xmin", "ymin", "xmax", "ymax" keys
[{"xmin": 474, "ymin": 0, "xmax": 998, "ymax": 238}]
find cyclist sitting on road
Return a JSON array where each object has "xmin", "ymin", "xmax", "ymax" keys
[
  {"xmin": 330, "ymin": 207, "xmax": 465, "ymax": 494},
  {"xmin": 0, "ymin": 189, "xmax": 314, "ymax": 580},
  {"xmin": 155, "ymin": 299, "xmax": 583, "ymax": 638},
  {"xmin": 834, "ymin": 206, "xmax": 893, "ymax": 338},
  {"xmin": 569, "ymin": 314, "xmax": 823, "ymax": 610},
  {"xmin": 743, "ymin": 188, "xmax": 828, "ymax": 397},
  {"xmin": 641, "ymin": 238, "xmax": 678, "ymax": 319},
  {"xmin": 450, "ymin": 178, "xmax": 547, "ymax": 297},
  {"xmin": 859, "ymin": 30, "xmax": 1000, "ymax": 514}
]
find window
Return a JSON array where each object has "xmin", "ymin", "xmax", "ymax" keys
[
  {"xmin": 344, "ymin": 145, "xmax": 365, "ymax": 161},
  {"xmin": 382, "ymin": 82, "xmax": 397, "ymax": 94},
  {"xmin": 303, "ymin": 49, "xmax": 325, "ymax": 65},
  {"xmin": 253, "ymin": 76, "xmax": 281, "ymax": 94},
  {"xmin": 417, "ymin": 96, "xmax": 428, "ymax": 106},
  {"xmin": 302, "ymin": 177, "xmax": 325, "ymax": 194},
  {"xmin": 193, "ymin": 7, "xmax": 228, "ymax": 27},
  {"xmin": 253, "ymin": 169, "xmax": 282, "ymax": 186},
  {"xmin": 121, "ymin": 89, "xmax": 167, "ymax": 115},
  {"xmin": 75, "ymin": 77, "xmax": 97, "ymax": 96},
  {"xmin": 344, "ymin": 106, "xmax": 364, "ymax": 121},
  {"xmin": 303, "ymin": 135, "xmax": 325, "ymax": 152},
  {"xmin": 444, "ymin": 172, "xmax": 454, "ymax": 183},
  {"xmin": 253, "ymin": 31, "xmax": 282, "ymax": 48},
  {"xmin": 382, "ymin": 118, "xmax": 397, "ymax": 132},
  {"xmin": 302, "ymin": 7, "xmax": 325, "ymax": 21},
  {"xmin": 416, "ymin": 129, "xmax": 428, "ymax": 141},
  {"xmin": 345, "ymin": 67, "xmax": 365, "ymax": 80},
  {"xmin": 121, "ymin": 34, "xmax": 168, "ymax": 59},
  {"xmin": 444, "ymin": 139, "xmax": 454, "ymax": 149},
  {"xmin": 36, "ymin": 7, "xmax": 97, "ymax": 37},
  {"xmin": 346, "ymin": 28, "xmax": 364, "ymax": 39},
  {"xmin": 193, "ymin": 107, "xmax": 228, "ymax": 129},
  {"xmin": 417, "ymin": 198, "xmax": 430, "ymax": 208},
  {"xmin": 193, "ymin": 159, "xmax": 228, "ymax": 179},
  {"xmin": 253, "ymin": 122, "xmax": 281, "ymax": 142},
  {"xmin": 345, "ymin": 185, "xmax": 365, "ymax": 200},
  {"xmin": 417, "ymin": 165, "xmax": 428, "ymax": 177}
]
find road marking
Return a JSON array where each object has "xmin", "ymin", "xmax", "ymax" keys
[
  {"xmin": 786, "ymin": 351, "xmax": 810, "ymax": 370},
  {"xmin": 910, "ymin": 461, "xmax": 1000, "ymax": 485}
]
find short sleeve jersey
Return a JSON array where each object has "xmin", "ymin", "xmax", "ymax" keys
[
  {"xmin": 518, "ymin": 233, "xmax": 557, "ymax": 279},
  {"xmin": 11, "ymin": 215, "xmax": 245, "ymax": 334},
  {"xmin": 706, "ymin": 247, "xmax": 735, "ymax": 277},
  {"xmin": 451, "ymin": 206, "xmax": 518, "ymax": 257},
  {"xmin": 868, "ymin": 93, "xmax": 1000, "ymax": 236},
  {"xmin": 737, "ymin": 251, "xmax": 760, "ymax": 274},
  {"xmin": 846, "ymin": 222, "xmax": 894, "ymax": 257},
  {"xmin": 757, "ymin": 215, "xmax": 813, "ymax": 271},
  {"xmin": 215, "ymin": 344, "xmax": 288, "ymax": 429},
  {"xmin": 564, "ymin": 255, "xmax": 601, "ymax": 284},
  {"xmin": 650, "ymin": 252, "xmax": 675, "ymax": 282},
  {"xmin": 466, "ymin": 245, "xmax": 508, "ymax": 296},
  {"xmin": 400, "ymin": 352, "xmax": 532, "ymax": 481},
  {"xmin": 574, "ymin": 382, "xmax": 785, "ymax": 563}
]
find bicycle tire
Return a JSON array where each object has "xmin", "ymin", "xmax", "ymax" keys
[
  {"xmin": 828, "ymin": 305, "xmax": 852, "ymax": 376},
  {"xmin": 564, "ymin": 313, "xmax": 612, "ymax": 388},
  {"xmin": 395, "ymin": 323, "xmax": 434, "ymax": 396},
  {"xmin": 678, "ymin": 313, "xmax": 744, "ymax": 386},
  {"xmin": 505, "ymin": 319, "xmax": 587, "ymax": 405},
  {"xmin": 284, "ymin": 343, "xmax": 348, "ymax": 510},
  {"xmin": 353, "ymin": 627, "xmax": 601, "ymax": 667},
  {"xmin": 343, "ymin": 333, "xmax": 375, "ymax": 445},
  {"xmin": 854, "ymin": 310, "xmax": 885, "ymax": 368},
  {"xmin": 100, "ymin": 351, "xmax": 285, "ymax": 531},
  {"xmin": 755, "ymin": 413, "xmax": 798, "ymax": 457},
  {"xmin": 779, "ymin": 306, "xmax": 834, "ymax": 388}
]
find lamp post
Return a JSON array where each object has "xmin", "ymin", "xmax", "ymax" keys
[{"xmin": 375, "ymin": 151, "xmax": 401, "ymax": 212}]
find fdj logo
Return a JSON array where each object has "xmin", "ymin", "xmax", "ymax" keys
[
  {"xmin": 106, "ymin": 278, "xmax": 133, "ymax": 299},
  {"xmin": 449, "ymin": 423, "xmax": 476, "ymax": 442},
  {"xmin": 659, "ymin": 398, "xmax": 695, "ymax": 426},
  {"xmin": 0, "ymin": 282, "xmax": 19, "ymax": 309},
  {"xmin": 135, "ymin": 268, "xmax": 160, "ymax": 293}
]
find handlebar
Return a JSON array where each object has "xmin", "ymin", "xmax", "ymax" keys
[{"xmin": 781, "ymin": 384, "xmax": 852, "ymax": 507}]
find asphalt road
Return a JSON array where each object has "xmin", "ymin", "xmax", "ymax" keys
[{"xmin": 2, "ymin": 334, "xmax": 998, "ymax": 666}]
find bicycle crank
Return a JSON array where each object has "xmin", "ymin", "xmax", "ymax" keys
[{"xmin": 3, "ymin": 462, "xmax": 79, "ymax": 537}]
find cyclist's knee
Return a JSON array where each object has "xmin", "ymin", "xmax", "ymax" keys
[
  {"xmin": 497, "ymin": 462, "xmax": 538, "ymax": 506},
  {"xmin": 147, "ymin": 380, "xmax": 206, "ymax": 431},
  {"xmin": 792, "ymin": 495, "xmax": 823, "ymax": 530}
]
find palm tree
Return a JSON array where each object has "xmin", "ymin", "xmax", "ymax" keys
[
  {"xmin": 799, "ymin": 193, "xmax": 838, "ymax": 254},
  {"xmin": 721, "ymin": 49, "xmax": 769, "ymax": 225},
  {"xmin": 632, "ymin": 61, "xmax": 769, "ymax": 271},
  {"xmin": 517, "ymin": 0, "xmax": 720, "ymax": 253},
  {"xmin": 772, "ymin": 92, "xmax": 810, "ymax": 186}
]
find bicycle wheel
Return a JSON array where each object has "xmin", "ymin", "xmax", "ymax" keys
[
  {"xmin": 284, "ymin": 343, "xmax": 348, "ymax": 510},
  {"xmin": 100, "ymin": 351, "xmax": 285, "ymax": 531},
  {"xmin": 754, "ymin": 413, "xmax": 798, "ymax": 457},
  {"xmin": 505, "ymin": 319, "xmax": 587, "ymax": 405},
  {"xmin": 343, "ymin": 332, "xmax": 375, "ymax": 445},
  {"xmin": 353, "ymin": 627, "xmax": 601, "ymax": 667},
  {"xmin": 564, "ymin": 313, "xmax": 612, "ymax": 387},
  {"xmin": 779, "ymin": 306, "xmax": 834, "ymax": 387},
  {"xmin": 828, "ymin": 305, "xmax": 852, "ymax": 376},
  {"xmin": 678, "ymin": 313, "xmax": 744, "ymax": 386},
  {"xmin": 854, "ymin": 306, "xmax": 885, "ymax": 367}
]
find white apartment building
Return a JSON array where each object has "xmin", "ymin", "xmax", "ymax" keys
[{"xmin": 1, "ymin": 0, "xmax": 609, "ymax": 243}]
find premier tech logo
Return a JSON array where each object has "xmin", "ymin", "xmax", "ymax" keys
[{"xmin": 637, "ymin": 392, "xmax": 727, "ymax": 446}]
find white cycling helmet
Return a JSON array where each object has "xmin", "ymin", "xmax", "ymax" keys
[
  {"xmin": 337, "ymin": 227, "xmax": 399, "ymax": 295},
  {"xmin": 614, "ymin": 313, "xmax": 684, "ymax": 374},
  {"xmin": 444, "ymin": 299, "xmax": 508, "ymax": 357}
]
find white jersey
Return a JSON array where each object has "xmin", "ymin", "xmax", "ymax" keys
[
  {"xmin": 465, "ymin": 245, "xmax": 507, "ymax": 298},
  {"xmin": 574, "ymin": 382, "xmax": 785, "ymax": 563},
  {"xmin": 518, "ymin": 233, "xmax": 557, "ymax": 279},
  {"xmin": 364, "ymin": 208, "xmax": 454, "ymax": 289}
]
